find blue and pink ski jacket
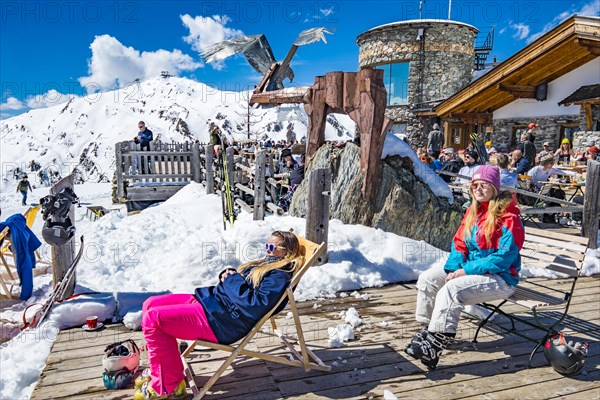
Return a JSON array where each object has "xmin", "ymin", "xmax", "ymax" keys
[{"xmin": 444, "ymin": 202, "xmax": 525, "ymax": 287}]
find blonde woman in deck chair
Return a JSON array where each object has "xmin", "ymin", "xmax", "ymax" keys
[{"xmin": 134, "ymin": 230, "xmax": 303, "ymax": 400}]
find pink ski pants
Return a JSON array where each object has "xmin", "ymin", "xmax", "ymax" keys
[{"xmin": 142, "ymin": 294, "xmax": 218, "ymax": 395}]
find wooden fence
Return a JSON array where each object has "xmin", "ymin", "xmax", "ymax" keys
[
  {"xmin": 200, "ymin": 147, "xmax": 286, "ymax": 220},
  {"xmin": 114, "ymin": 141, "xmax": 201, "ymax": 204}
]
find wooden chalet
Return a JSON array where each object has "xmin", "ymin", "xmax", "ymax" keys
[{"xmin": 436, "ymin": 15, "xmax": 600, "ymax": 150}]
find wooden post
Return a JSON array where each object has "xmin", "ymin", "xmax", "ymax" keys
[
  {"xmin": 582, "ymin": 159, "xmax": 599, "ymax": 249},
  {"xmin": 226, "ymin": 147, "xmax": 235, "ymax": 190},
  {"xmin": 305, "ymin": 76, "xmax": 328, "ymax": 161},
  {"xmin": 254, "ymin": 150, "xmax": 266, "ymax": 221},
  {"xmin": 205, "ymin": 146, "xmax": 214, "ymax": 194},
  {"xmin": 50, "ymin": 174, "xmax": 76, "ymax": 300},
  {"xmin": 191, "ymin": 142, "xmax": 201, "ymax": 183},
  {"xmin": 306, "ymin": 168, "xmax": 331, "ymax": 265},
  {"xmin": 115, "ymin": 142, "xmax": 124, "ymax": 199}
]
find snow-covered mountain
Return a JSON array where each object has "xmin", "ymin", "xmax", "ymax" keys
[{"xmin": 0, "ymin": 76, "xmax": 354, "ymax": 190}]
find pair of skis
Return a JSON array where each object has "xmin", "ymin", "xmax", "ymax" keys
[
  {"xmin": 22, "ymin": 236, "xmax": 85, "ymax": 330},
  {"xmin": 217, "ymin": 137, "xmax": 237, "ymax": 230}
]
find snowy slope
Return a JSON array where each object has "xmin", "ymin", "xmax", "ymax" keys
[{"xmin": 0, "ymin": 76, "xmax": 354, "ymax": 191}]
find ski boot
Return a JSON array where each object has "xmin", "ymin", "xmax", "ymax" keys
[
  {"xmin": 404, "ymin": 329, "xmax": 449, "ymax": 370},
  {"xmin": 134, "ymin": 368, "xmax": 151, "ymax": 389},
  {"xmin": 134, "ymin": 380, "xmax": 187, "ymax": 400}
]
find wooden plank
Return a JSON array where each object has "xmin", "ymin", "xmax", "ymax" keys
[
  {"xmin": 114, "ymin": 143, "xmax": 124, "ymax": 199},
  {"xmin": 254, "ymin": 150, "xmax": 266, "ymax": 221},
  {"xmin": 306, "ymin": 168, "xmax": 331, "ymax": 265},
  {"xmin": 205, "ymin": 146, "xmax": 214, "ymax": 194},
  {"xmin": 30, "ymin": 277, "xmax": 600, "ymax": 400},
  {"xmin": 524, "ymin": 233, "xmax": 588, "ymax": 253},
  {"xmin": 126, "ymin": 186, "xmax": 186, "ymax": 201},
  {"xmin": 582, "ymin": 160, "xmax": 599, "ymax": 249},
  {"xmin": 192, "ymin": 143, "xmax": 201, "ymax": 183},
  {"xmin": 521, "ymin": 242, "xmax": 586, "ymax": 261},
  {"xmin": 525, "ymin": 226, "xmax": 589, "ymax": 245},
  {"xmin": 122, "ymin": 174, "xmax": 193, "ymax": 180},
  {"xmin": 50, "ymin": 174, "xmax": 76, "ymax": 299}
]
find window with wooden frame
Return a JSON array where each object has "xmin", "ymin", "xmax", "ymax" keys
[
  {"xmin": 559, "ymin": 123, "xmax": 580, "ymax": 145},
  {"xmin": 512, "ymin": 125, "xmax": 527, "ymax": 149}
]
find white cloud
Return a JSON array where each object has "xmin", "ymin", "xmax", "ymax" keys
[
  {"xmin": 527, "ymin": 0, "xmax": 600, "ymax": 44},
  {"xmin": 78, "ymin": 35, "xmax": 201, "ymax": 93},
  {"xmin": 180, "ymin": 14, "xmax": 244, "ymax": 53},
  {"xmin": 510, "ymin": 23, "xmax": 530, "ymax": 40},
  {"xmin": 26, "ymin": 90, "xmax": 78, "ymax": 109},
  {"xmin": 0, "ymin": 96, "xmax": 25, "ymax": 111},
  {"xmin": 0, "ymin": 112, "xmax": 14, "ymax": 120}
]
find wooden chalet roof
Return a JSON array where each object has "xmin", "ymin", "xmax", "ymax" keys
[
  {"xmin": 436, "ymin": 15, "xmax": 600, "ymax": 118},
  {"xmin": 559, "ymin": 83, "xmax": 600, "ymax": 105}
]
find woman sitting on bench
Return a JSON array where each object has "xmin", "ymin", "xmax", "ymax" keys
[
  {"xmin": 405, "ymin": 165, "xmax": 525, "ymax": 370},
  {"xmin": 134, "ymin": 230, "xmax": 303, "ymax": 400}
]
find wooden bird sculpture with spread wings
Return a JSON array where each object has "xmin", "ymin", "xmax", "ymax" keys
[{"xmin": 199, "ymin": 27, "xmax": 333, "ymax": 92}]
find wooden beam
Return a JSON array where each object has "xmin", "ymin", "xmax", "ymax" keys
[
  {"xmin": 449, "ymin": 112, "xmax": 493, "ymax": 123},
  {"xmin": 584, "ymin": 103, "xmax": 593, "ymax": 130},
  {"xmin": 251, "ymin": 89, "xmax": 310, "ymax": 105},
  {"xmin": 254, "ymin": 63, "xmax": 278, "ymax": 94},
  {"xmin": 436, "ymin": 17, "xmax": 600, "ymax": 117},
  {"xmin": 497, "ymin": 84, "xmax": 536, "ymax": 98},
  {"xmin": 582, "ymin": 160, "xmax": 599, "ymax": 249}
]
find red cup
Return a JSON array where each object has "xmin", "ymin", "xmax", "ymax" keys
[{"xmin": 86, "ymin": 316, "xmax": 98, "ymax": 329}]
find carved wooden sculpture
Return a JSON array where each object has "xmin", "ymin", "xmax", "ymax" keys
[{"xmin": 251, "ymin": 68, "xmax": 390, "ymax": 201}]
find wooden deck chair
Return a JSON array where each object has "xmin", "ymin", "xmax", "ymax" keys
[
  {"xmin": 180, "ymin": 234, "xmax": 331, "ymax": 399},
  {"xmin": 0, "ymin": 206, "xmax": 50, "ymax": 299}
]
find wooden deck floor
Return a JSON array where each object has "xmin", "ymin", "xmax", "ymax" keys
[{"xmin": 31, "ymin": 277, "xmax": 600, "ymax": 400}]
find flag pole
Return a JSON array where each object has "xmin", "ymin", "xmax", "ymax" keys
[{"xmin": 448, "ymin": 0, "xmax": 452, "ymax": 20}]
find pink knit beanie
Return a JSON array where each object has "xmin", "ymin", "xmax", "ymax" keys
[{"xmin": 472, "ymin": 165, "xmax": 500, "ymax": 191}]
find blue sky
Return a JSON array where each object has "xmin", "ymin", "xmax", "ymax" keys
[{"xmin": 1, "ymin": 0, "xmax": 598, "ymax": 118}]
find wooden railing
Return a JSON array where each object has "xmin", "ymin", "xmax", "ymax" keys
[
  {"xmin": 114, "ymin": 141, "xmax": 201, "ymax": 203},
  {"xmin": 200, "ymin": 146, "xmax": 285, "ymax": 220}
]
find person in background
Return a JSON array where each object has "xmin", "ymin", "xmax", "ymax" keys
[
  {"xmin": 17, "ymin": 175, "xmax": 33, "ymax": 206},
  {"xmin": 554, "ymin": 138, "xmax": 574, "ymax": 166},
  {"xmin": 585, "ymin": 145, "xmax": 599, "ymax": 162},
  {"xmin": 455, "ymin": 150, "xmax": 480, "ymax": 185},
  {"xmin": 537, "ymin": 142, "xmax": 553, "ymax": 163},
  {"xmin": 439, "ymin": 148, "xmax": 465, "ymax": 183},
  {"xmin": 516, "ymin": 132, "xmax": 536, "ymax": 170},
  {"xmin": 428, "ymin": 151, "xmax": 444, "ymax": 172},
  {"xmin": 527, "ymin": 122, "xmax": 539, "ymax": 143},
  {"xmin": 135, "ymin": 121, "xmax": 154, "ymax": 151},
  {"xmin": 405, "ymin": 165, "xmax": 524, "ymax": 370},
  {"xmin": 485, "ymin": 141, "xmax": 497, "ymax": 155},
  {"xmin": 497, "ymin": 154, "xmax": 517, "ymax": 188},
  {"xmin": 527, "ymin": 154, "xmax": 577, "ymax": 191},
  {"xmin": 427, "ymin": 123, "xmax": 444, "ymax": 159},
  {"xmin": 510, "ymin": 149, "xmax": 530, "ymax": 176}
]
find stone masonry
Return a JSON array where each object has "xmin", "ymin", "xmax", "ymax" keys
[{"xmin": 357, "ymin": 20, "xmax": 477, "ymax": 145}]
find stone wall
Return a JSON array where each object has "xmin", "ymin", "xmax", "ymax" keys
[
  {"xmin": 357, "ymin": 21, "xmax": 476, "ymax": 104},
  {"xmin": 492, "ymin": 111, "xmax": 597, "ymax": 153},
  {"xmin": 289, "ymin": 143, "xmax": 463, "ymax": 250},
  {"xmin": 357, "ymin": 20, "xmax": 476, "ymax": 147}
]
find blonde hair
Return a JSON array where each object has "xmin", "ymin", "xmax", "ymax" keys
[
  {"xmin": 237, "ymin": 231, "xmax": 304, "ymax": 287},
  {"xmin": 463, "ymin": 189, "xmax": 514, "ymax": 246}
]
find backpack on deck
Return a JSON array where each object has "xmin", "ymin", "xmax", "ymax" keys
[{"xmin": 541, "ymin": 187, "xmax": 566, "ymax": 223}]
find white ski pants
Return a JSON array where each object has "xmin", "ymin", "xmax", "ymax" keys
[{"xmin": 415, "ymin": 263, "xmax": 516, "ymax": 334}]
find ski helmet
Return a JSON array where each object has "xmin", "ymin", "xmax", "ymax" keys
[
  {"xmin": 41, "ymin": 218, "xmax": 75, "ymax": 246},
  {"xmin": 102, "ymin": 339, "xmax": 140, "ymax": 373},
  {"xmin": 543, "ymin": 331, "xmax": 588, "ymax": 376},
  {"xmin": 102, "ymin": 368, "xmax": 135, "ymax": 390}
]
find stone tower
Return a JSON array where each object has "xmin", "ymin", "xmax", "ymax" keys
[{"xmin": 356, "ymin": 19, "xmax": 477, "ymax": 146}]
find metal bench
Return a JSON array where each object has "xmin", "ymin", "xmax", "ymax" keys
[{"xmin": 473, "ymin": 226, "xmax": 589, "ymax": 367}]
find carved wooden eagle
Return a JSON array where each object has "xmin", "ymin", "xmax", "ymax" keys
[{"xmin": 199, "ymin": 27, "xmax": 333, "ymax": 91}]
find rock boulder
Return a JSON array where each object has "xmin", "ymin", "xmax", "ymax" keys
[{"xmin": 289, "ymin": 143, "xmax": 463, "ymax": 250}]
